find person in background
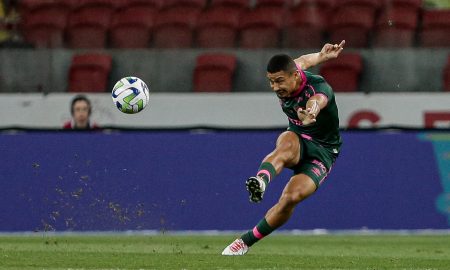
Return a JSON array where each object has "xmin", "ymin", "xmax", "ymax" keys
[
  {"xmin": 425, "ymin": 0, "xmax": 450, "ymax": 8},
  {"xmin": 63, "ymin": 95, "xmax": 99, "ymax": 130},
  {"xmin": 0, "ymin": 0, "xmax": 11, "ymax": 43},
  {"xmin": 0, "ymin": 0, "xmax": 32, "ymax": 48}
]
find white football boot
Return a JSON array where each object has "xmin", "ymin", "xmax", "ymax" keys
[
  {"xmin": 246, "ymin": 176, "xmax": 266, "ymax": 203},
  {"xmin": 221, "ymin": 238, "xmax": 249, "ymax": 255}
]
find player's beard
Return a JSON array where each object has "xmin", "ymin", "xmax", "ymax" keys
[{"xmin": 275, "ymin": 89, "xmax": 289, "ymax": 98}]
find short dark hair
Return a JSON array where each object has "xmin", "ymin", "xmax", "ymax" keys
[
  {"xmin": 267, "ymin": 54, "xmax": 297, "ymax": 73},
  {"xmin": 70, "ymin": 95, "xmax": 92, "ymax": 116}
]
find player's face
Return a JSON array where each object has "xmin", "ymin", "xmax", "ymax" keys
[
  {"xmin": 72, "ymin": 100, "xmax": 90, "ymax": 127},
  {"xmin": 267, "ymin": 70, "xmax": 299, "ymax": 98}
]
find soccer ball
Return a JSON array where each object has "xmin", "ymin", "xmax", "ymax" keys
[{"xmin": 112, "ymin": 76, "xmax": 149, "ymax": 114}]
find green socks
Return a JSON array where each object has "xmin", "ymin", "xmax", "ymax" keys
[
  {"xmin": 257, "ymin": 162, "xmax": 277, "ymax": 185},
  {"xmin": 241, "ymin": 218, "xmax": 275, "ymax": 246}
]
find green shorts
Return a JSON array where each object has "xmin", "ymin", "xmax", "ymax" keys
[{"xmin": 289, "ymin": 133, "xmax": 339, "ymax": 188}]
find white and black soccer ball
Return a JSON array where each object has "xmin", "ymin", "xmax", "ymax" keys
[{"xmin": 112, "ymin": 76, "xmax": 149, "ymax": 114}]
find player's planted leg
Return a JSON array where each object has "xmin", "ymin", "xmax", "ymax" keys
[{"xmin": 221, "ymin": 218, "xmax": 274, "ymax": 255}]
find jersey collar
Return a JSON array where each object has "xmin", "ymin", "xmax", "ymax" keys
[{"xmin": 290, "ymin": 66, "xmax": 307, "ymax": 97}]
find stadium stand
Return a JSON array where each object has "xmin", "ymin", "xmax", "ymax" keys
[
  {"xmin": 10, "ymin": 0, "xmax": 450, "ymax": 50},
  {"xmin": 68, "ymin": 53, "xmax": 112, "ymax": 92},
  {"xmin": 420, "ymin": 9, "xmax": 450, "ymax": 47},
  {"xmin": 3, "ymin": 0, "xmax": 450, "ymax": 94},
  {"xmin": 193, "ymin": 53, "xmax": 237, "ymax": 92},
  {"xmin": 196, "ymin": 7, "xmax": 240, "ymax": 48},
  {"xmin": 319, "ymin": 53, "xmax": 363, "ymax": 92}
]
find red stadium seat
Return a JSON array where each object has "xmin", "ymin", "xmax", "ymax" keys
[
  {"xmin": 444, "ymin": 56, "xmax": 450, "ymax": 92},
  {"xmin": 239, "ymin": 9, "xmax": 283, "ymax": 48},
  {"xmin": 282, "ymin": 6, "xmax": 327, "ymax": 48},
  {"xmin": 153, "ymin": 10, "xmax": 198, "ymax": 48},
  {"xmin": 196, "ymin": 7, "xmax": 240, "ymax": 48},
  {"xmin": 420, "ymin": 10, "xmax": 450, "ymax": 47},
  {"xmin": 194, "ymin": 53, "xmax": 237, "ymax": 92},
  {"xmin": 319, "ymin": 53, "xmax": 363, "ymax": 92},
  {"xmin": 329, "ymin": 8, "xmax": 375, "ymax": 48},
  {"xmin": 373, "ymin": 6, "xmax": 419, "ymax": 47},
  {"xmin": 66, "ymin": 2, "xmax": 114, "ymax": 48},
  {"xmin": 22, "ymin": 12, "xmax": 67, "ymax": 48},
  {"xmin": 110, "ymin": 9, "xmax": 154, "ymax": 48},
  {"xmin": 68, "ymin": 53, "xmax": 112, "ymax": 92}
]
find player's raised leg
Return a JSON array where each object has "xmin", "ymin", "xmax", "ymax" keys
[{"xmin": 246, "ymin": 131, "xmax": 301, "ymax": 203}]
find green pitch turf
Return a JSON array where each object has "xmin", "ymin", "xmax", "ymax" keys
[{"xmin": 1, "ymin": 234, "xmax": 449, "ymax": 270}]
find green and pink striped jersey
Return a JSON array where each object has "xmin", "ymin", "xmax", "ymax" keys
[{"xmin": 280, "ymin": 70, "xmax": 342, "ymax": 151}]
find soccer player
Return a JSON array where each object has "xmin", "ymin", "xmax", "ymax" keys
[
  {"xmin": 63, "ymin": 95, "xmax": 99, "ymax": 130},
  {"xmin": 222, "ymin": 41, "xmax": 345, "ymax": 255}
]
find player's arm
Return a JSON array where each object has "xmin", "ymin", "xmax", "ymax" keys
[
  {"xmin": 294, "ymin": 40, "xmax": 345, "ymax": 70},
  {"xmin": 297, "ymin": 94, "xmax": 328, "ymax": 126}
]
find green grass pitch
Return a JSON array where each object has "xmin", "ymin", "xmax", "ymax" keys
[{"xmin": 1, "ymin": 234, "xmax": 449, "ymax": 270}]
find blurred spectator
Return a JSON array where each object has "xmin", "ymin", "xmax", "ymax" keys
[
  {"xmin": 0, "ymin": 0, "xmax": 33, "ymax": 48},
  {"xmin": 63, "ymin": 95, "xmax": 99, "ymax": 130},
  {"xmin": 0, "ymin": 0, "xmax": 10, "ymax": 42},
  {"xmin": 425, "ymin": 0, "xmax": 450, "ymax": 8}
]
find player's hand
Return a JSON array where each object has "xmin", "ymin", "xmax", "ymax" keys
[
  {"xmin": 297, "ymin": 107, "xmax": 317, "ymax": 126},
  {"xmin": 320, "ymin": 40, "xmax": 345, "ymax": 61}
]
